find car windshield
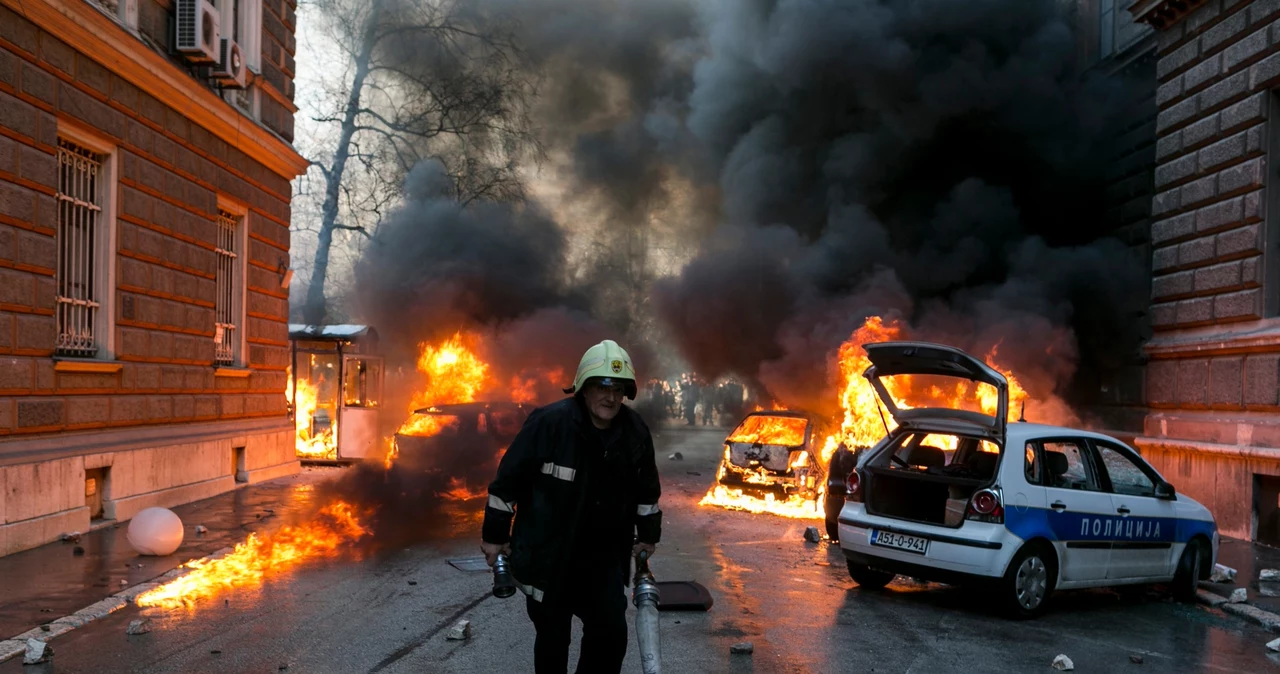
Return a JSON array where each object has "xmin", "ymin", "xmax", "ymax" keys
[{"xmin": 726, "ymin": 415, "xmax": 809, "ymax": 446}]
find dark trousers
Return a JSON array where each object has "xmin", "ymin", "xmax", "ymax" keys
[{"xmin": 525, "ymin": 564, "xmax": 627, "ymax": 674}]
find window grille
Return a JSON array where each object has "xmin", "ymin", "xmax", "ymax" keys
[
  {"xmin": 215, "ymin": 210, "xmax": 241, "ymax": 365},
  {"xmin": 56, "ymin": 140, "xmax": 104, "ymax": 357}
]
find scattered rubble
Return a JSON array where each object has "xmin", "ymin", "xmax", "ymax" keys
[
  {"xmin": 126, "ymin": 619, "xmax": 152, "ymax": 635},
  {"xmin": 1129, "ymin": 654, "xmax": 1144, "ymax": 664},
  {"xmin": 23, "ymin": 640, "xmax": 52, "ymax": 665},
  {"xmin": 668, "ymin": 452, "xmax": 683, "ymax": 461},
  {"xmin": 38, "ymin": 626, "xmax": 49, "ymax": 632},
  {"xmin": 61, "ymin": 532, "xmax": 82, "ymax": 543},
  {"xmin": 446, "ymin": 620, "xmax": 472, "ymax": 641},
  {"xmin": 73, "ymin": 546, "xmax": 85, "ymax": 556},
  {"xmin": 1261, "ymin": 569, "xmax": 1280, "ymax": 582},
  {"xmin": 408, "ymin": 581, "xmax": 418, "ymax": 586},
  {"xmin": 196, "ymin": 525, "xmax": 208, "ymax": 535},
  {"xmin": 1211, "ymin": 564, "xmax": 1238, "ymax": 583},
  {"xmin": 803, "ymin": 527, "xmax": 821, "ymax": 543},
  {"xmin": 1051, "ymin": 654, "xmax": 1074, "ymax": 671},
  {"xmin": 1267, "ymin": 637, "xmax": 1280, "ymax": 652},
  {"xmin": 1229, "ymin": 588, "xmax": 1249, "ymax": 604},
  {"xmin": 730, "ymin": 642, "xmax": 754, "ymax": 655},
  {"xmin": 119, "ymin": 579, "xmax": 128, "ymax": 586}
]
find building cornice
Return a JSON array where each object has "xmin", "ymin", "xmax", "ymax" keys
[
  {"xmin": 1129, "ymin": 0, "xmax": 1212, "ymax": 29},
  {"xmin": 2, "ymin": 0, "xmax": 309, "ymax": 180}
]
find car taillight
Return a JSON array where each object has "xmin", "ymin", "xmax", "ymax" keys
[
  {"xmin": 845, "ymin": 470, "xmax": 862, "ymax": 503},
  {"xmin": 966, "ymin": 488, "xmax": 1003, "ymax": 523}
]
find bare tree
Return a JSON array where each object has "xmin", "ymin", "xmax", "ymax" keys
[{"xmin": 298, "ymin": 0, "xmax": 539, "ymax": 324}]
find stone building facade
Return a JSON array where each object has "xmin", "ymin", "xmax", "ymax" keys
[
  {"xmin": 1130, "ymin": 0, "xmax": 1280, "ymax": 542},
  {"xmin": 0, "ymin": 0, "xmax": 306, "ymax": 555}
]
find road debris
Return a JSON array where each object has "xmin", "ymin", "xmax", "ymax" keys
[
  {"xmin": 1051, "ymin": 654, "xmax": 1074, "ymax": 671},
  {"xmin": 1261, "ymin": 569, "xmax": 1280, "ymax": 582},
  {"xmin": 1229, "ymin": 588, "xmax": 1248, "ymax": 603},
  {"xmin": 23, "ymin": 640, "xmax": 52, "ymax": 665},
  {"xmin": 196, "ymin": 525, "xmax": 208, "ymax": 535},
  {"xmin": 668, "ymin": 452, "xmax": 683, "ymax": 461},
  {"xmin": 1267, "ymin": 637, "xmax": 1280, "ymax": 652},
  {"xmin": 1129, "ymin": 654, "xmax": 1144, "ymax": 664},
  {"xmin": 73, "ymin": 546, "xmax": 85, "ymax": 556},
  {"xmin": 730, "ymin": 642, "xmax": 754, "ymax": 655},
  {"xmin": 126, "ymin": 619, "xmax": 152, "ymax": 635},
  {"xmin": 446, "ymin": 620, "xmax": 472, "ymax": 641},
  {"xmin": 120, "ymin": 579, "xmax": 128, "ymax": 586},
  {"xmin": 38, "ymin": 625, "xmax": 49, "ymax": 632},
  {"xmin": 61, "ymin": 532, "xmax": 81, "ymax": 543},
  {"xmin": 408, "ymin": 581, "xmax": 418, "ymax": 585},
  {"xmin": 1211, "ymin": 564, "xmax": 1237, "ymax": 583},
  {"xmin": 803, "ymin": 526, "xmax": 821, "ymax": 543}
]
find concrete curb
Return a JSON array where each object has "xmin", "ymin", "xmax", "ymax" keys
[
  {"xmin": 1196, "ymin": 588, "xmax": 1280, "ymax": 633},
  {"xmin": 0, "ymin": 546, "xmax": 234, "ymax": 664}
]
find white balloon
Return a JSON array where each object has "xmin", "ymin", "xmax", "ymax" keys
[{"xmin": 127, "ymin": 507, "xmax": 185, "ymax": 556}]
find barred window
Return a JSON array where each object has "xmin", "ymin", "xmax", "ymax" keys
[
  {"xmin": 56, "ymin": 140, "xmax": 105, "ymax": 358},
  {"xmin": 215, "ymin": 210, "xmax": 242, "ymax": 366}
]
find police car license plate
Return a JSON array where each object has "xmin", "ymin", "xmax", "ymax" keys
[{"xmin": 870, "ymin": 529, "xmax": 929, "ymax": 555}]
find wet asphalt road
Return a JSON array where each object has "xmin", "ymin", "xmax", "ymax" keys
[{"xmin": 5, "ymin": 425, "xmax": 1280, "ymax": 673}]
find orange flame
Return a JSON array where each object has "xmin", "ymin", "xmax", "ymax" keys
[
  {"xmin": 136, "ymin": 501, "xmax": 369, "ymax": 609},
  {"xmin": 439, "ymin": 476, "xmax": 486, "ymax": 501},
  {"xmin": 286, "ymin": 365, "xmax": 338, "ymax": 461},
  {"xmin": 396, "ymin": 333, "xmax": 489, "ymax": 438},
  {"xmin": 698, "ymin": 486, "xmax": 822, "ymax": 520},
  {"xmin": 821, "ymin": 316, "xmax": 1029, "ymax": 462},
  {"xmin": 726, "ymin": 415, "xmax": 809, "ymax": 446}
]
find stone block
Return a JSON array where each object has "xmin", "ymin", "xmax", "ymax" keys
[
  {"xmin": 1241, "ymin": 255, "xmax": 1261, "ymax": 284},
  {"xmin": 38, "ymin": 34, "xmax": 74, "ymax": 75},
  {"xmin": 16, "ymin": 398, "xmax": 61, "ymax": 428},
  {"xmin": 17, "ymin": 229, "xmax": 55, "ymax": 270},
  {"xmin": 1218, "ymin": 157, "xmax": 1264, "ymax": 193},
  {"xmin": 1249, "ymin": 0, "xmax": 1280, "ymax": 25},
  {"xmin": 1197, "ymin": 130, "xmax": 1248, "ymax": 171},
  {"xmin": 1209, "ymin": 357, "xmax": 1244, "ymax": 406},
  {"xmin": 1155, "ymin": 153, "xmax": 1198, "ymax": 188},
  {"xmin": 1196, "ymin": 195, "xmax": 1245, "ymax": 231},
  {"xmin": 1178, "ymin": 235, "xmax": 1216, "ymax": 266},
  {"xmin": 1205, "ymin": 12, "xmax": 1247, "ymax": 52},
  {"xmin": 1187, "ymin": 53, "xmax": 1224, "ymax": 91},
  {"xmin": 1221, "ymin": 91, "xmax": 1267, "ymax": 130},
  {"xmin": 0, "ymin": 357, "xmax": 34, "ymax": 390},
  {"xmin": 1148, "ymin": 359, "xmax": 1178, "ymax": 405},
  {"xmin": 1176, "ymin": 296, "xmax": 1214, "ymax": 324},
  {"xmin": 1214, "ymin": 288, "xmax": 1261, "ymax": 320},
  {"xmin": 0, "ymin": 7, "xmax": 38, "ymax": 55},
  {"xmin": 1151, "ymin": 301, "xmax": 1177, "ymax": 328},
  {"xmin": 110, "ymin": 396, "xmax": 147, "ymax": 423},
  {"xmin": 1177, "ymin": 359, "xmax": 1210, "ymax": 406},
  {"xmin": 0, "ymin": 180, "xmax": 37, "ymax": 223},
  {"xmin": 20, "ymin": 62, "xmax": 56, "ymax": 107},
  {"xmin": 1194, "ymin": 260, "xmax": 1243, "ymax": 291},
  {"xmin": 1251, "ymin": 49, "xmax": 1280, "ymax": 89},
  {"xmin": 1225, "ymin": 26, "xmax": 1269, "ymax": 72},
  {"xmin": 1181, "ymin": 174, "xmax": 1219, "ymax": 205},
  {"xmin": 1158, "ymin": 96, "xmax": 1200, "ymax": 132},
  {"xmin": 14, "ymin": 314, "xmax": 54, "ymax": 352},
  {"xmin": 75, "ymin": 55, "xmax": 109, "ymax": 97},
  {"xmin": 66, "ymin": 397, "xmax": 110, "ymax": 425},
  {"xmin": 1153, "ymin": 270, "xmax": 1194, "ymax": 299},
  {"xmin": 194, "ymin": 395, "xmax": 218, "ymax": 418},
  {"xmin": 1216, "ymin": 223, "xmax": 1262, "ymax": 256},
  {"xmin": 57, "ymin": 83, "xmax": 123, "ymax": 141},
  {"xmin": 1200, "ymin": 71, "xmax": 1249, "ymax": 111},
  {"xmin": 0, "ymin": 268, "xmax": 34, "ymax": 307},
  {"xmin": 147, "ymin": 396, "xmax": 172, "ymax": 420}
]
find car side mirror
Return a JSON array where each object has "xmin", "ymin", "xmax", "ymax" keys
[{"xmin": 1155, "ymin": 481, "xmax": 1176, "ymax": 500}]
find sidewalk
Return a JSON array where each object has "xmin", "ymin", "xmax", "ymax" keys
[
  {"xmin": 1201, "ymin": 536, "xmax": 1280, "ymax": 614},
  {"xmin": 0, "ymin": 467, "xmax": 336, "ymax": 641}
]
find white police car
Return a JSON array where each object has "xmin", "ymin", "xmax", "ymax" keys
[{"xmin": 836, "ymin": 342, "xmax": 1218, "ymax": 618}]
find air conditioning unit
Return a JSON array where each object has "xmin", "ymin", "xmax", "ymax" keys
[
  {"xmin": 175, "ymin": 0, "xmax": 219, "ymax": 64},
  {"xmin": 212, "ymin": 38, "xmax": 246, "ymax": 88}
]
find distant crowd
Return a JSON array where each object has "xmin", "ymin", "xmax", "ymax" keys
[{"xmin": 642, "ymin": 377, "xmax": 749, "ymax": 427}]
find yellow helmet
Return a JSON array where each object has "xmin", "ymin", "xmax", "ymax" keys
[{"xmin": 565, "ymin": 340, "xmax": 637, "ymax": 399}]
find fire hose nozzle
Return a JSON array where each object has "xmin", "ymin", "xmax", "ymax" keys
[{"xmin": 492, "ymin": 553, "xmax": 517, "ymax": 599}]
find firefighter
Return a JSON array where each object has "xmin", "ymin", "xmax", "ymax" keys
[{"xmin": 481, "ymin": 339, "xmax": 662, "ymax": 674}]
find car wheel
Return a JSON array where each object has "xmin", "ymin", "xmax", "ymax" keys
[
  {"xmin": 1171, "ymin": 538, "xmax": 1202, "ymax": 603},
  {"xmin": 1002, "ymin": 543, "xmax": 1055, "ymax": 619},
  {"xmin": 847, "ymin": 561, "xmax": 895, "ymax": 590},
  {"xmin": 824, "ymin": 493, "xmax": 843, "ymax": 542}
]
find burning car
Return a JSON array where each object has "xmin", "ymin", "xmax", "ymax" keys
[
  {"xmin": 394, "ymin": 402, "xmax": 531, "ymax": 495},
  {"xmin": 714, "ymin": 411, "xmax": 832, "ymax": 506},
  {"xmin": 835, "ymin": 342, "xmax": 1217, "ymax": 618}
]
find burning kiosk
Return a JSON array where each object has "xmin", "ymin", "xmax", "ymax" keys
[{"xmin": 287, "ymin": 324, "xmax": 384, "ymax": 463}]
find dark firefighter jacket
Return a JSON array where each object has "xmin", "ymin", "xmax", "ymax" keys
[{"xmin": 482, "ymin": 397, "xmax": 662, "ymax": 603}]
